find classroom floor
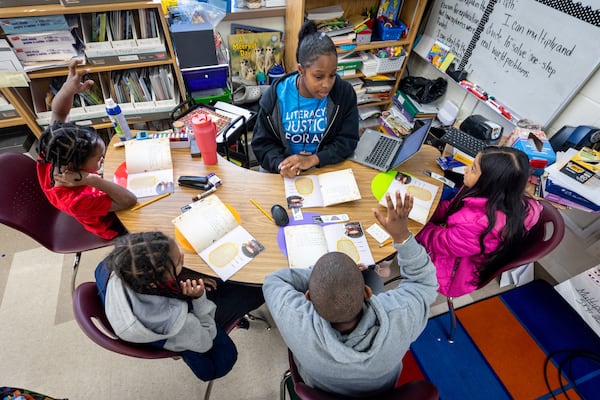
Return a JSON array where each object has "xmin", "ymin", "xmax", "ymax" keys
[{"xmin": 0, "ymin": 219, "xmax": 538, "ymax": 400}]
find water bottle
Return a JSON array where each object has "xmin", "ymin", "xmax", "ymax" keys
[
  {"xmin": 191, "ymin": 113, "xmax": 218, "ymax": 165},
  {"xmin": 105, "ymin": 98, "xmax": 133, "ymax": 141}
]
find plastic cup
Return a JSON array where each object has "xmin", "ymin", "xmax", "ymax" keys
[{"xmin": 191, "ymin": 113, "xmax": 218, "ymax": 165}]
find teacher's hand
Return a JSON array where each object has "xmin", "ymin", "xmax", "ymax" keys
[{"xmin": 278, "ymin": 154, "xmax": 319, "ymax": 178}]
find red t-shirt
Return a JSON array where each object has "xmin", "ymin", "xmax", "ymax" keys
[{"xmin": 37, "ymin": 162, "xmax": 121, "ymax": 239}]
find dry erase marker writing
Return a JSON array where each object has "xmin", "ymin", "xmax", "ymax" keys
[
  {"xmin": 423, "ymin": 170, "xmax": 455, "ymax": 188},
  {"xmin": 192, "ymin": 186, "xmax": 217, "ymax": 202},
  {"xmin": 131, "ymin": 192, "xmax": 171, "ymax": 211},
  {"xmin": 249, "ymin": 199, "xmax": 275, "ymax": 223}
]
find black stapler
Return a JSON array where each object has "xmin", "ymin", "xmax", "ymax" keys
[{"xmin": 177, "ymin": 176, "xmax": 213, "ymax": 190}]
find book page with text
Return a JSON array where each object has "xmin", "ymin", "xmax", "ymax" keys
[
  {"xmin": 379, "ymin": 172, "xmax": 439, "ymax": 224},
  {"xmin": 318, "ymin": 169, "xmax": 361, "ymax": 206},
  {"xmin": 200, "ymin": 225, "xmax": 264, "ymax": 281},
  {"xmin": 124, "ymin": 138, "xmax": 174, "ymax": 198},
  {"xmin": 322, "ymin": 222, "xmax": 375, "ymax": 266},
  {"xmin": 283, "ymin": 224, "xmax": 329, "ymax": 268},
  {"xmin": 283, "ymin": 175, "xmax": 324, "ymax": 208},
  {"xmin": 172, "ymin": 195, "xmax": 238, "ymax": 253}
]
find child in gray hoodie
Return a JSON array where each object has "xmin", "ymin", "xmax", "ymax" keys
[
  {"xmin": 97, "ymin": 231, "xmax": 263, "ymax": 381},
  {"xmin": 263, "ymin": 192, "xmax": 438, "ymax": 396}
]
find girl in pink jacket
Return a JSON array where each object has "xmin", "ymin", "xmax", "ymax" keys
[{"xmin": 415, "ymin": 146, "xmax": 542, "ymax": 297}]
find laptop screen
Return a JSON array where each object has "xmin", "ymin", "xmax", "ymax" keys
[{"xmin": 391, "ymin": 118, "xmax": 433, "ymax": 167}]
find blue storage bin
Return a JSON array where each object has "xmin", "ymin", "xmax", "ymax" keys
[
  {"xmin": 182, "ymin": 65, "xmax": 228, "ymax": 92},
  {"xmin": 375, "ymin": 18, "xmax": 406, "ymax": 41}
]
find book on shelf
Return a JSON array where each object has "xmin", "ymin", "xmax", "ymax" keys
[
  {"xmin": 228, "ymin": 31, "xmax": 283, "ymax": 81},
  {"xmin": 122, "ymin": 137, "xmax": 174, "ymax": 198},
  {"xmin": 331, "ymin": 33, "xmax": 356, "ymax": 46},
  {"xmin": 284, "ymin": 221, "xmax": 375, "ymax": 269},
  {"xmin": 378, "ymin": 172, "xmax": 440, "ymax": 224},
  {"xmin": 347, "ymin": 14, "xmax": 372, "ymax": 33},
  {"xmin": 316, "ymin": 18, "xmax": 354, "ymax": 37},
  {"xmin": 544, "ymin": 176, "xmax": 600, "ymax": 212},
  {"xmin": 395, "ymin": 90, "xmax": 439, "ymax": 118},
  {"xmin": 545, "ymin": 148, "xmax": 600, "ymax": 207},
  {"xmin": 81, "ymin": 8, "xmax": 165, "ymax": 59},
  {"xmin": 172, "ymin": 194, "xmax": 264, "ymax": 281},
  {"xmin": 283, "ymin": 168, "xmax": 361, "ymax": 208},
  {"xmin": 306, "ymin": 4, "xmax": 344, "ymax": 21}
]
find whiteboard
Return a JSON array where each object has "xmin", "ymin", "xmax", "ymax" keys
[{"xmin": 417, "ymin": 0, "xmax": 600, "ymax": 126}]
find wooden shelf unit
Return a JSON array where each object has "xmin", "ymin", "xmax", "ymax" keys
[
  {"xmin": 285, "ymin": 0, "xmax": 428, "ymax": 110},
  {"xmin": 0, "ymin": 1, "xmax": 186, "ymax": 137}
]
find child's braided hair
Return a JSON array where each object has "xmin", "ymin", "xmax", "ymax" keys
[
  {"xmin": 104, "ymin": 231, "xmax": 183, "ymax": 298},
  {"xmin": 37, "ymin": 121, "xmax": 102, "ymax": 186}
]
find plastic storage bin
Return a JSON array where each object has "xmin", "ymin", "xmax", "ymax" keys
[
  {"xmin": 375, "ymin": 18, "xmax": 406, "ymax": 41},
  {"xmin": 375, "ymin": 54, "xmax": 406, "ymax": 74}
]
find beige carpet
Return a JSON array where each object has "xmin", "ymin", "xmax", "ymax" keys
[{"xmin": 0, "ymin": 222, "xmax": 515, "ymax": 399}]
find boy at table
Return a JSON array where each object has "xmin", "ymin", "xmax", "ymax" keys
[{"xmin": 263, "ymin": 192, "xmax": 438, "ymax": 396}]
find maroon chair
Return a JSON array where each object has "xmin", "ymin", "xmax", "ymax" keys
[
  {"xmin": 445, "ymin": 199, "xmax": 565, "ymax": 342},
  {"xmin": 72, "ymin": 281, "xmax": 240, "ymax": 400},
  {"xmin": 281, "ymin": 351, "xmax": 439, "ymax": 400},
  {"xmin": 0, "ymin": 152, "xmax": 113, "ymax": 294}
]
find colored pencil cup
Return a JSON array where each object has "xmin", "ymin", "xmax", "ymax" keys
[{"xmin": 191, "ymin": 113, "xmax": 218, "ymax": 165}]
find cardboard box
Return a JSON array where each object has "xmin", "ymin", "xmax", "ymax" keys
[{"xmin": 503, "ymin": 126, "xmax": 556, "ymax": 169}]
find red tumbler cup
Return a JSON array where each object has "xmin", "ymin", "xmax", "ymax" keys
[{"xmin": 191, "ymin": 113, "xmax": 218, "ymax": 165}]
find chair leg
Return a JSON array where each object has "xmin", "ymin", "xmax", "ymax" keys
[
  {"xmin": 245, "ymin": 313, "xmax": 271, "ymax": 330},
  {"xmin": 447, "ymin": 296, "xmax": 456, "ymax": 343},
  {"xmin": 280, "ymin": 370, "xmax": 291, "ymax": 400},
  {"xmin": 71, "ymin": 251, "xmax": 82, "ymax": 296},
  {"xmin": 204, "ymin": 380, "xmax": 214, "ymax": 400}
]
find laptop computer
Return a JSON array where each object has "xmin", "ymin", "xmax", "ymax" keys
[{"xmin": 351, "ymin": 118, "xmax": 433, "ymax": 171}]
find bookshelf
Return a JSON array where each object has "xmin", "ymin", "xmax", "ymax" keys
[
  {"xmin": 0, "ymin": 87, "xmax": 43, "ymax": 137},
  {"xmin": 0, "ymin": 1, "xmax": 186, "ymax": 137},
  {"xmin": 284, "ymin": 0, "xmax": 428, "ymax": 110}
]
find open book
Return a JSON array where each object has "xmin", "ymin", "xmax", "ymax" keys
[
  {"xmin": 284, "ymin": 168, "xmax": 361, "ymax": 208},
  {"xmin": 172, "ymin": 195, "xmax": 264, "ymax": 281},
  {"xmin": 378, "ymin": 171, "xmax": 440, "ymax": 224},
  {"xmin": 123, "ymin": 137, "xmax": 173, "ymax": 198},
  {"xmin": 284, "ymin": 222, "xmax": 374, "ymax": 269}
]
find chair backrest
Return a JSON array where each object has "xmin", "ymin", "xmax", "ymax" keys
[
  {"xmin": 288, "ymin": 351, "xmax": 439, "ymax": 400},
  {"xmin": 0, "ymin": 152, "xmax": 110, "ymax": 253},
  {"xmin": 478, "ymin": 199, "xmax": 565, "ymax": 289},
  {"xmin": 72, "ymin": 282, "xmax": 178, "ymax": 359}
]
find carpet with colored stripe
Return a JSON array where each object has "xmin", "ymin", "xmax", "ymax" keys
[{"xmin": 399, "ymin": 280, "xmax": 600, "ymax": 399}]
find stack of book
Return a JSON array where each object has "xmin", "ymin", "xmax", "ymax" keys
[
  {"xmin": 394, "ymin": 90, "xmax": 440, "ymax": 121},
  {"xmin": 543, "ymin": 147, "xmax": 600, "ymax": 212},
  {"xmin": 307, "ymin": 5, "xmax": 356, "ymax": 46},
  {"xmin": 1, "ymin": 15, "xmax": 83, "ymax": 72},
  {"xmin": 337, "ymin": 51, "xmax": 364, "ymax": 76}
]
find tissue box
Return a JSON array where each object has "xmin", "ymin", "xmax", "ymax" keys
[{"xmin": 503, "ymin": 127, "xmax": 556, "ymax": 173}]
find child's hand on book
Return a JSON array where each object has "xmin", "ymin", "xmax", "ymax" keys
[{"xmin": 372, "ymin": 191, "xmax": 413, "ymax": 244}]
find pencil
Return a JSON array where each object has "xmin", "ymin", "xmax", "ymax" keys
[
  {"xmin": 131, "ymin": 192, "xmax": 171, "ymax": 211},
  {"xmin": 249, "ymin": 199, "xmax": 274, "ymax": 223},
  {"xmin": 379, "ymin": 238, "xmax": 393, "ymax": 248}
]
